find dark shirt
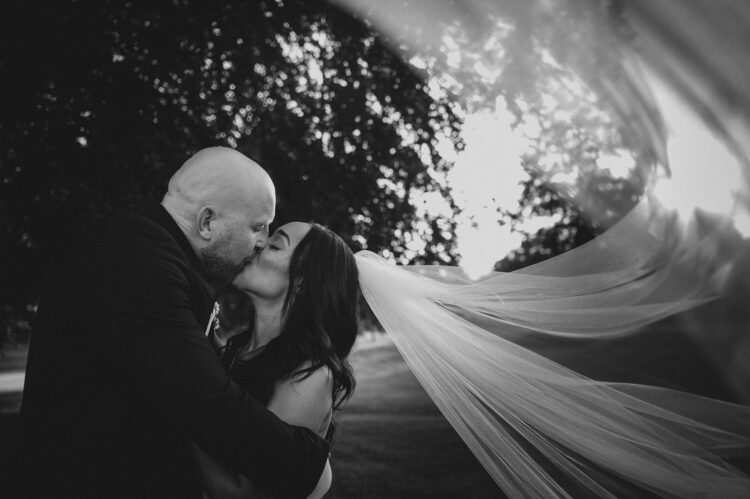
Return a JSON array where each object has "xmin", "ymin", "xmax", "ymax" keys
[
  {"xmin": 218, "ymin": 331, "xmax": 337, "ymax": 445},
  {"xmin": 219, "ymin": 330, "xmax": 283, "ymax": 407},
  {"xmin": 20, "ymin": 200, "xmax": 328, "ymax": 499}
]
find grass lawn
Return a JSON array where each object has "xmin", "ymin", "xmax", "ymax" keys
[
  {"xmin": 328, "ymin": 337, "xmax": 501, "ymax": 498},
  {"xmin": 1, "ymin": 321, "xmax": 745, "ymax": 498},
  {"xmin": 327, "ymin": 322, "xmax": 743, "ymax": 498}
]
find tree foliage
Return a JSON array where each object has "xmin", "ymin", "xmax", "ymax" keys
[
  {"xmin": 484, "ymin": 0, "xmax": 653, "ymax": 271},
  {"xmin": 435, "ymin": 0, "xmax": 654, "ymax": 271},
  {"xmin": 0, "ymin": 0, "xmax": 462, "ymax": 341},
  {"xmin": 336, "ymin": 0, "xmax": 655, "ymax": 271}
]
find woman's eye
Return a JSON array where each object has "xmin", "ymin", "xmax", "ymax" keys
[{"xmin": 268, "ymin": 245, "xmax": 280, "ymax": 250}]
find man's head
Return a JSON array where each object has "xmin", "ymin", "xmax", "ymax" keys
[{"xmin": 162, "ymin": 146, "xmax": 276, "ymax": 286}]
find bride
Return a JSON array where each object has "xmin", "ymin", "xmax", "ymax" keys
[
  {"xmin": 194, "ymin": 221, "xmax": 358, "ymax": 499},
  {"xmin": 196, "ymin": 205, "xmax": 750, "ymax": 497}
]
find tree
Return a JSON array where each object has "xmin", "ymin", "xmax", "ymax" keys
[
  {"xmin": 335, "ymin": 0, "xmax": 660, "ymax": 271},
  {"xmin": 485, "ymin": 0, "xmax": 654, "ymax": 271},
  {"xmin": 0, "ymin": 0, "xmax": 462, "ymax": 342}
]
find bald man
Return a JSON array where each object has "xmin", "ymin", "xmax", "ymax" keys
[
  {"xmin": 21, "ymin": 148, "xmax": 329, "ymax": 499},
  {"xmin": 162, "ymin": 147, "xmax": 276, "ymax": 285}
]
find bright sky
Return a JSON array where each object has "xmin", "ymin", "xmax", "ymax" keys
[
  {"xmin": 422, "ymin": 70, "xmax": 750, "ymax": 280},
  {"xmin": 646, "ymin": 69, "xmax": 749, "ymax": 235},
  {"xmin": 437, "ymin": 99, "xmax": 528, "ymax": 279},
  {"xmin": 333, "ymin": 0, "xmax": 750, "ymax": 279},
  {"xmin": 429, "ymin": 96, "xmax": 634, "ymax": 279}
]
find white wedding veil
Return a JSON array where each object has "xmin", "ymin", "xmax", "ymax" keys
[{"xmin": 355, "ymin": 194, "xmax": 750, "ymax": 498}]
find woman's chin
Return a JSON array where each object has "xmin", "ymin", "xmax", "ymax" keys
[{"xmin": 232, "ymin": 266, "xmax": 254, "ymax": 291}]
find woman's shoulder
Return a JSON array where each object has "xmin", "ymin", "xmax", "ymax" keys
[
  {"xmin": 267, "ymin": 361, "xmax": 334, "ymax": 433},
  {"xmin": 284, "ymin": 361, "xmax": 334, "ymax": 394},
  {"xmin": 270, "ymin": 361, "xmax": 334, "ymax": 408}
]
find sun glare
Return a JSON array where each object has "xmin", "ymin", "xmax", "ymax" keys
[
  {"xmin": 444, "ymin": 67, "xmax": 750, "ymax": 281},
  {"xmin": 446, "ymin": 98, "xmax": 529, "ymax": 279},
  {"xmin": 647, "ymin": 69, "xmax": 749, "ymax": 236}
]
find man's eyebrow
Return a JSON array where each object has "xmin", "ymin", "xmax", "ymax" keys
[{"xmin": 275, "ymin": 229, "xmax": 291, "ymax": 244}]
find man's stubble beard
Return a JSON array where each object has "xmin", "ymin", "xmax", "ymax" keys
[{"xmin": 201, "ymin": 236, "xmax": 247, "ymax": 287}]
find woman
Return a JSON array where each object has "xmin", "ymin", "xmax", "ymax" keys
[{"xmin": 194, "ymin": 221, "xmax": 359, "ymax": 499}]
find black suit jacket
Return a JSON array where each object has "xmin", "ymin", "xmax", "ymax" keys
[{"xmin": 21, "ymin": 201, "xmax": 328, "ymax": 499}]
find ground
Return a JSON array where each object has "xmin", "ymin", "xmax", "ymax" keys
[
  {"xmin": 327, "ymin": 335, "xmax": 501, "ymax": 498},
  {"xmin": 0, "ymin": 321, "xmax": 744, "ymax": 498},
  {"xmin": 327, "ymin": 321, "xmax": 741, "ymax": 498}
]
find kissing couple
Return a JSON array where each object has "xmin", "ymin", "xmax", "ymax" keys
[
  {"xmin": 22, "ymin": 146, "xmax": 354, "ymax": 498},
  {"xmin": 20, "ymin": 146, "xmax": 750, "ymax": 498}
]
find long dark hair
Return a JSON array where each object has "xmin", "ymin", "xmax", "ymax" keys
[{"xmin": 231, "ymin": 223, "xmax": 358, "ymax": 411}]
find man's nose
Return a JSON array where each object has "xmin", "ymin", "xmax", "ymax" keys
[{"xmin": 255, "ymin": 231, "xmax": 269, "ymax": 251}]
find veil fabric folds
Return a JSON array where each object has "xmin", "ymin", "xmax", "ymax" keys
[{"xmin": 355, "ymin": 194, "xmax": 750, "ymax": 498}]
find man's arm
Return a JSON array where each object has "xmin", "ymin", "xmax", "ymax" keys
[
  {"xmin": 267, "ymin": 365, "xmax": 335, "ymax": 499},
  {"xmin": 194, "ymin": 362, "xmax": 335, "ymax": 499},
  {"xmin": 95, "ymin": 221, "xmax": 328, "ymax": 498}
]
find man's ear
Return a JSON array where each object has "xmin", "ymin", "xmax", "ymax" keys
[{"xmin": 196, "ymin": 206, "xmax": 217, "ymax": 241}]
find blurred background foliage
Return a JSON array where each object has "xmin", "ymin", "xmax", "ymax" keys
[
  {"xmin": 0, "ymin": 0, "xmax": 647, "ymax": 345},
  {"xmin": 344, "ymin": 0, "xmax": 653, "ymax": 270}
]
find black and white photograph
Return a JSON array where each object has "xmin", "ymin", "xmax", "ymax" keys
[{"xmin": 1, "ymin": 1, "xmax": 750, "ymax": 497}]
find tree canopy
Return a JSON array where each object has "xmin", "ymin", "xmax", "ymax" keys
[
  {"xmin": 335, "ymin": 0, "xmax": 657, "ymax": 271},
  {"xmin": 1, "ymin": 0, "xmax": 666, "ymax": 342},
  {"xmin": 0, "ymin": 0, "xmax": 464, "ymax": 339}
]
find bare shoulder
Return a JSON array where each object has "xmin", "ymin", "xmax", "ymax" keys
[
  {"xmin": 268, "ymin": 361, "xmax": 334, "ymax": 431},
  {"xmin": 282, "ymin": 361, "xmax": 333, "ymax": 399}
]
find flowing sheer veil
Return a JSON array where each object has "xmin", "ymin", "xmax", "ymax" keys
[{"xmin": 355, "ymin": 194, "xmax": 750, "ymax": 498}]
